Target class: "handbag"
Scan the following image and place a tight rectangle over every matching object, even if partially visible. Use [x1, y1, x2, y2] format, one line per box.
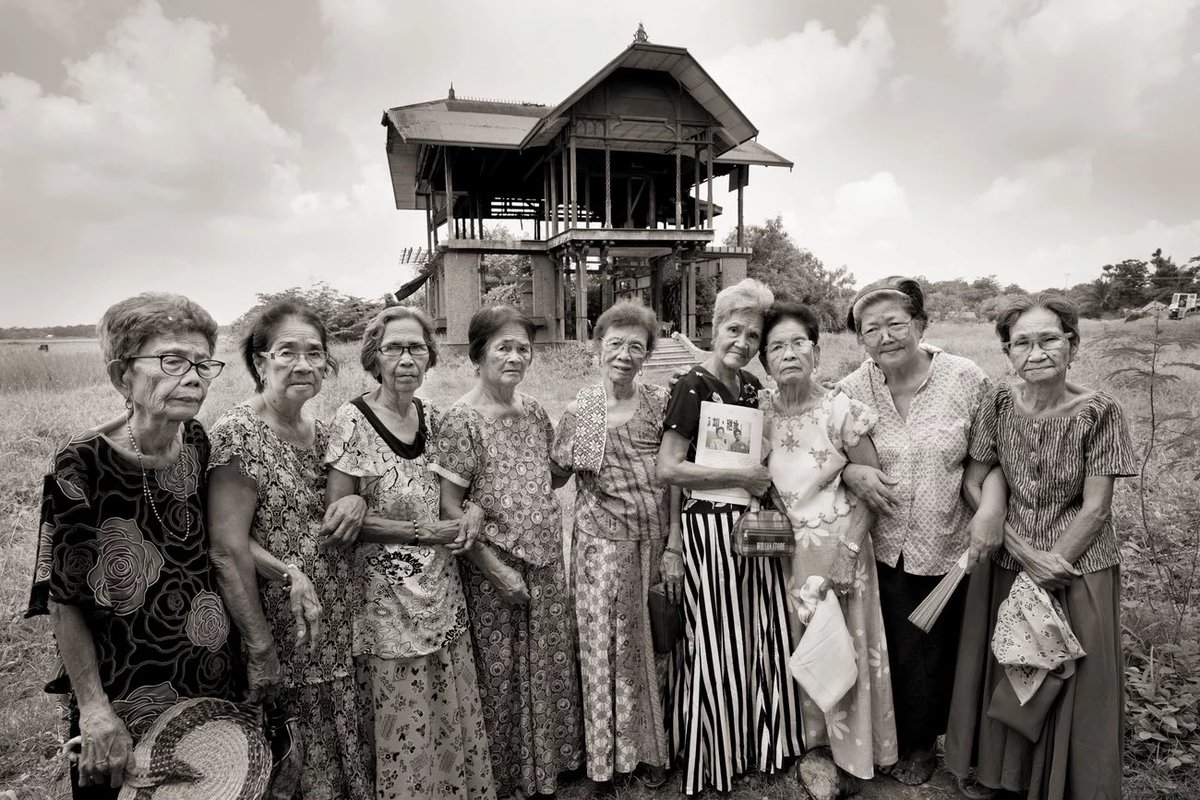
[263, 700, 303, 800]
[732, 487, 795, 558]
[986, 659, 1074, 742]
[648, 583, 683, 654]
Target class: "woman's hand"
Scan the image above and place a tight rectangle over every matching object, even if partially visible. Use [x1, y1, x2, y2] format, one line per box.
[321, 495, 366, 546]
[966, 508, 1005, 573]
[1022, 549, 1081, 590]
[77, 703, 133, 788]
[416, 520, 459, 546]
[285, 566, 324, 653]
[446, 502, 484, 554]
[842, 465, 901, 516]
[489, 561, 531, 606]
[826, 550, 857, 596]
[738, 465, 773, 497]
[246, 641, 282, 703]
[660, 545, 685, 604]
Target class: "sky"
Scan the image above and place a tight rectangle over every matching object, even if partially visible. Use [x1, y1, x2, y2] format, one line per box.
[1, 0, 1198, 326]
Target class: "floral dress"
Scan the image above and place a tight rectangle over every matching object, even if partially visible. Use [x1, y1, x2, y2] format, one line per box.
[209, 403, 371, 800]
[27, 420, 239, 798]
[326, 396, 494, 800]
[430, 394, 584, 797]
[761, 389, 897, 779]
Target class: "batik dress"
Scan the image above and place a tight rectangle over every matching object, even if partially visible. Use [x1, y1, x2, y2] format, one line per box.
[760, 389, 898, 779]
[209, 404, 371, 800]
[326, 396, 494, 800]
[551, 382, 671, 782]
[662, 366, 803, 796]
[27, 420, 239, 800]
[430, 394, 584, 797]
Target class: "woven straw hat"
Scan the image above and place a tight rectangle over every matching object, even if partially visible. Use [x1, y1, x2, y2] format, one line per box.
[118, 697, 271, 800]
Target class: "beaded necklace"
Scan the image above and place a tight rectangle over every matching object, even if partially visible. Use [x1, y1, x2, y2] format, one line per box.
[126, 419, 193, 539]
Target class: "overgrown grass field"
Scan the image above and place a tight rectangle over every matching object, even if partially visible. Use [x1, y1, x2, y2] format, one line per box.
[1, 319, 1197, 799]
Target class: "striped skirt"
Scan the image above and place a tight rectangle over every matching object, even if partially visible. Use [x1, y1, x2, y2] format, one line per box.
[667, 508, 803, 795]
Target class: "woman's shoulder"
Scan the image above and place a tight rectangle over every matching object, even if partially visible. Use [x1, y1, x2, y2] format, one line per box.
[210, 401, 258, 433]
[1078, 389, 1125, 420]
[51, 427, 106, 474]
[835, 361, 874, 394]
[935, 351, 989, 382]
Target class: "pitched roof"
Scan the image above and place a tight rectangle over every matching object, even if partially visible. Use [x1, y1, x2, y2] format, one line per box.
[714, 140, 793, 169]
[382, 98, 547, 149]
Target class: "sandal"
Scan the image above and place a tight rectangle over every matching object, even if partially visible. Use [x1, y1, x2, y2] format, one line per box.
[957, 774, 997, 799]
[891, 753, 936, 786]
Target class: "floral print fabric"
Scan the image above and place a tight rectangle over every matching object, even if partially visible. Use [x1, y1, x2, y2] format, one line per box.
[27, 420, 238, 739]
[325, 397, 467, 658]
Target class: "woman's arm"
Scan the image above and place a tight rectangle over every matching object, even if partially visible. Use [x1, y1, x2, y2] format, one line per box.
[438, 477, 529, 604]
[324, 468, 420, 546]
[841, 434, 901, 516]
[1052, 476, 1116, 564]
[656, 430, 771, 494]
[52, 602, 132, 789]
[660, 485, 685, 603]
[961, 458, 1007, 572]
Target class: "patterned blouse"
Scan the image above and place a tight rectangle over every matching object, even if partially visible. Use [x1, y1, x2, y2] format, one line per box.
[208, 404, 353, 687]
[325, 396, 468, 659]
[662, 365, 763, 514]
[969, 385, 1136, 574]
[27, 420, 238, 738]
[429, 394, 563, 567]
[551, 382, 671, 542]
[837, 347, 991, 576]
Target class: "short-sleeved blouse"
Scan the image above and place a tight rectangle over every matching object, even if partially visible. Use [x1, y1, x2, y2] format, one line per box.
[837, 347, 990, 575]
[662, 365, 763, 514]
[26, 420, 239, 738]
[208, 404, 353, 687]
[551, 382, 671, 541]
[325, 396, 468, 659]
[969, 385, 1136, 573]
[429, 394, 563, 567]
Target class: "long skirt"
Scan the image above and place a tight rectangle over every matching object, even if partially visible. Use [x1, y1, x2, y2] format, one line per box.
[357, 635, 496, 800]
[279, 675, 374, 800]
[875, 555, 967, 754]
[573, 530, 670, 781]
[461, 551, 585, 797]
[791, 535, 898, 779]
[667, 508, 803, 795]
[945, 563, 1123, 800]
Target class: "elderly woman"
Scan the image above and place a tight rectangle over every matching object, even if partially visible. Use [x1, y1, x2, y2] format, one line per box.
[945, 295, 1134, 800]
[322, 306, 494, 800]
[207, 299, 372, 800]
[757, 301, 897, 795]
[657, 279, 802, 795]
[837, 276, 991, 786]
[549, 301, 671, 795]
[430, 304, 584, 798]
[26, 294, 242, 798]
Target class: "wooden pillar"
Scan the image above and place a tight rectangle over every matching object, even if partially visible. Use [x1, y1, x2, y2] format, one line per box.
[549, 156, 558, 236]
[604, 146, 612, 228]
[706, 144, 714, 231]
[737, 175, 745, 246]
[693, 145, 701, 229]
[469, 200, 475, 239]
[676, 251, 688, 338]
[569, 138, 578, 228]
[575, 247, 588, 342]
[674, 148, 682, 230]
[424, 194, 433, 252]
[625, 176, 633, 228]
[554, 254, 566, 340]
[600, 245, 613, 308]
[584, 168, 591, 228]
[687, 256, 697, 338]
[649, 178, 657, 228]
[561, 147, 569, 232]
[444, 148, 455, 240]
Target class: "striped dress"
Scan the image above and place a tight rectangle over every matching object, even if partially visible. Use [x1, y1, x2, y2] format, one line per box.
[662, 367, 803, 795]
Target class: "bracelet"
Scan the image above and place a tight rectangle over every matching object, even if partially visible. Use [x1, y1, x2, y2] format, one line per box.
[664, 546, 683, 557]
[840, 539, 861, 555]
[282, 563, 299, 584]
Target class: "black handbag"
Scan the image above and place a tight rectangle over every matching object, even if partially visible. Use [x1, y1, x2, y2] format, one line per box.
[648, 583, 683, 654]
[986, 660, 1074, 742]
[732, 488, 795, 558]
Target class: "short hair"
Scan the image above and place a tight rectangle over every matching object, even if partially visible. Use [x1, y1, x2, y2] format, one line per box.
[99, 293, 218, 364]
[994, 293, 1081, 345]
[360, 306, 439, 382]
[846, 276, 928, 333]
[240, 298, 339, 392]
[713, 278, 775, 328]
[467, 305, 537, 365]
[593, 301, 659, 354]
[759, 301, 821, 368]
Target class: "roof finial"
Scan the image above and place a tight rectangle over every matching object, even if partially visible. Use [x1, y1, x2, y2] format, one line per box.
[447, 83, 456, 100]
[633, 22, 648, 43]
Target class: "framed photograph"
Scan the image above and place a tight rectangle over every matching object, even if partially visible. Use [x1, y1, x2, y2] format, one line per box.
[692, 401, 763, 505]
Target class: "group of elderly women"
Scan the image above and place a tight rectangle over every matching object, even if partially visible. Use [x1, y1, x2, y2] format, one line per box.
[29, 273, 1132, 800]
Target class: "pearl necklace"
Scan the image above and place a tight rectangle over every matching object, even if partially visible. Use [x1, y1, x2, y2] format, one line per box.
[126, 420, 193, 539]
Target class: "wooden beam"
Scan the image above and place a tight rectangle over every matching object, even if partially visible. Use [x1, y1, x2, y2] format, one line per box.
[444, 148, 455, 240]
[737, 180, 745, 246]
[625, 176, 633, 228]
[561, 146, 569, 232]
[604, 146, 612, 228]
[424, 193, 433, 252]
[674, 146, 682, 230]
[549, 155, 558, 236]
[706, 142, 714, 231]
[649, 178, 656, 228]
[693, 145, 701, 229]
[584, 168, 591, 229]
[569, 137, 578, 228]
[575, 247, 588, 342]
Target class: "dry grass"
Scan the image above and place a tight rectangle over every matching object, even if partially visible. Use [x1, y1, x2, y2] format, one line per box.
[1, 317, 1197, 799]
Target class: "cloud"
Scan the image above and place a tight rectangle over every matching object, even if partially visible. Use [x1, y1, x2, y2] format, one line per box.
[978, 150, 1094, 213]
[1023, 218, 1200, 288]
[821, 171, 911, 238]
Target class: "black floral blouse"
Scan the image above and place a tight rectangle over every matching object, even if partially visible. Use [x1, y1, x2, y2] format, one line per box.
[27, 420, 239, 738]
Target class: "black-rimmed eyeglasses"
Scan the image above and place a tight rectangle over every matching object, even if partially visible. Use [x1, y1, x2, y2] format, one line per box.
[120, 354, 225, 379]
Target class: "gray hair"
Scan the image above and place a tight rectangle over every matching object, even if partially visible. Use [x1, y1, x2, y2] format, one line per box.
[593, 301, 659, 354]
[713, 278, 775, 328]
[361, 305, 440, 381]
[99, 293, 218, 364]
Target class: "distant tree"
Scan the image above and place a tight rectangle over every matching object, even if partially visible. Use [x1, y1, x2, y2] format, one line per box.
[1100, 258, 1151, 310]
[724, 216, 855, 330]
[480, 225, 533, 311]
[232, 283, 385, 343]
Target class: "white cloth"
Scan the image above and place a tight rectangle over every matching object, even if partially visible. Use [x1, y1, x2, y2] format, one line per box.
[788, 576, 857, 713]
[991, 572, 1086, 705]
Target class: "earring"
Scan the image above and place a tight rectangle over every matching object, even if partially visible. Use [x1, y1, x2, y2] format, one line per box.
[124, 396, 133, 411]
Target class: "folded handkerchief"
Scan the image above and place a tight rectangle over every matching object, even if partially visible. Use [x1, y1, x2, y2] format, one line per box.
[991, 572, 1085, 705]
[788, 576, 857, 712]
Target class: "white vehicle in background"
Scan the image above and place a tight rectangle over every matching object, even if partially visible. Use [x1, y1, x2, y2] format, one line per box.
[1168, 293, 1198, 320]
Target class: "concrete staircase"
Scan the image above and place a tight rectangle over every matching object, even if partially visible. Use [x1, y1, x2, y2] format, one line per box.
[644, 334, 701, 372]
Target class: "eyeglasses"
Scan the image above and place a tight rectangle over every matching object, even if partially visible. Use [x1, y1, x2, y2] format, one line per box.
[122, 354, 225, 380]
[1004, 334, 1072, 356]
[765, 338, 815, 357]
[259, 349, 328, 367]
[601, 338, 647, 357]
[378, 343, 430, 358]
[860, 321, 912, 347]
